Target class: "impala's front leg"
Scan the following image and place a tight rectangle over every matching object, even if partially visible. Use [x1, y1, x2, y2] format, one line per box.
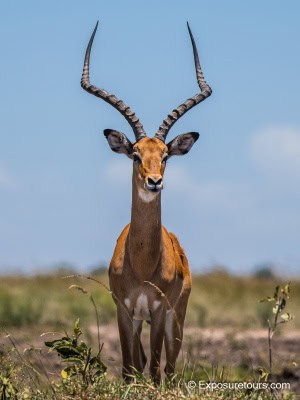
[164, 284, 191, 379]
[117, 304, 134, 382]
[149, 304, 166, 384]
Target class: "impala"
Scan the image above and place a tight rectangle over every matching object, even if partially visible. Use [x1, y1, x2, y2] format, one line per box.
[81, 21, 212, 383]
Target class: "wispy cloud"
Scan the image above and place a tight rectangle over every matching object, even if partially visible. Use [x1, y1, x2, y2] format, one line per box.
[165, 165, 255, 213]
[250, 125, 300, 178]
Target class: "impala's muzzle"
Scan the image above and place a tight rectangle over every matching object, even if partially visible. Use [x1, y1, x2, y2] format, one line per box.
[145, 175, 163, 192]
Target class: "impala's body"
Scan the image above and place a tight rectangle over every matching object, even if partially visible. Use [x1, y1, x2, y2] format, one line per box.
[108, 136, 192, 382]
[81, 21, 212, 383]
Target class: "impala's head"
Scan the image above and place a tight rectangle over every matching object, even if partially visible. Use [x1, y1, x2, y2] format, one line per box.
[81, 22, 212, 197]
[103, 130, 199, 193]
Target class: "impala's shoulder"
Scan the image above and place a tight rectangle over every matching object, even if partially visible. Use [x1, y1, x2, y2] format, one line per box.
[166, 230, 184, 257]
[109, 224, 130, 275]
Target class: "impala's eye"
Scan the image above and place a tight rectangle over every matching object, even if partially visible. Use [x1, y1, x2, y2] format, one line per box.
[162, 154, 168, 164]
[133, 153, 142, 164]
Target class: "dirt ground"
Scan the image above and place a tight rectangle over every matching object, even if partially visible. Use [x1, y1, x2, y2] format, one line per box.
[95, 325, 300, 392]
[2, 324, 300, 394]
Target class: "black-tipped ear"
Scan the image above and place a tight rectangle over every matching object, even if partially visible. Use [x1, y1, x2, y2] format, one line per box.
[167, 132, 199, 156]
[104, 129, 134, 158]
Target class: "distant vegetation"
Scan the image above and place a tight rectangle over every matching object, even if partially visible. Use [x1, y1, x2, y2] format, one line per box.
[0, 268, 299, 330]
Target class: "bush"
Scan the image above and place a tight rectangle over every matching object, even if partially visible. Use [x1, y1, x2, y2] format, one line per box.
[0, 292, 44, 327]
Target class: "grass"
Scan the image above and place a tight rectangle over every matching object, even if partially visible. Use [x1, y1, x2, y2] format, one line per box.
[0, 320, 296, 400]
[0, 269, 299, 398]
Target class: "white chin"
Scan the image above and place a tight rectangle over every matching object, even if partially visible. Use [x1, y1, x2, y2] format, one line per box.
[138, 188, 159, 203]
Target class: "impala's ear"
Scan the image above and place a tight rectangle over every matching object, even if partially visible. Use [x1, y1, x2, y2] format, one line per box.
[104, 129, 134, 158]
[167, 132, 199, 156]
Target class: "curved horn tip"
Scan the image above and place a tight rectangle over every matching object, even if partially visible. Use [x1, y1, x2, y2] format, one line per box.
[92, 20, 99, 35]
[186, 21, 195, 40]
[87, 21, 99, 41]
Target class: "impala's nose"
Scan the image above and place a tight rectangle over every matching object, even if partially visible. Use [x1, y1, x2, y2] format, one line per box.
[146, 175, 163, 192]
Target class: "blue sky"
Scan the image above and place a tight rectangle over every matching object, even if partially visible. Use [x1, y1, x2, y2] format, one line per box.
[0, 1, 300, 275]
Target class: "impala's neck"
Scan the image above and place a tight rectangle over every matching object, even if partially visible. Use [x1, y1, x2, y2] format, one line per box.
[128, 168, 162, 281]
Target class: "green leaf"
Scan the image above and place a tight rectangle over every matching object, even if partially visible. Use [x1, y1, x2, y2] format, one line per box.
[45, 341, 83, 359]
[45, 337, 70, 348]
[62, 356, 84, 364]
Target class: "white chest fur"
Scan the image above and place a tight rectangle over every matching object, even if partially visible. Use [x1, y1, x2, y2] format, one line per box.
[124, 293, 161, 321]
[134, 293, 150, 320]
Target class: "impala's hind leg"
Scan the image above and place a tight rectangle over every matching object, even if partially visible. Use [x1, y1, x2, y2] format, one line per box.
[133, 320, 147, 373]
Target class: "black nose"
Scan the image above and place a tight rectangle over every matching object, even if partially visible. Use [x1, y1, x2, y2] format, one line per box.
[148, 176, 162, 187]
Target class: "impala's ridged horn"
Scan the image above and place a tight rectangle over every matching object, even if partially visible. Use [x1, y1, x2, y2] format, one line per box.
[81, 22, 146, 142]
[155, 22, 212, 143]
